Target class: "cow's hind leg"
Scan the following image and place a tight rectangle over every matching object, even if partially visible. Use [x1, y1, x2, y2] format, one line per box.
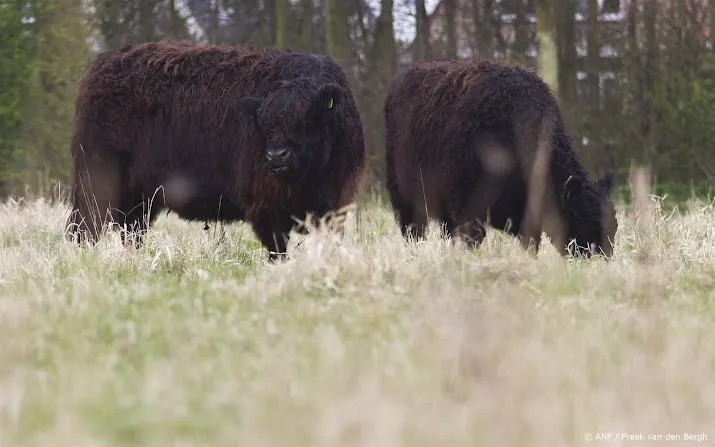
[398, 203, 427, 242]
[120, 191, 163, 249]
[66, 152, 123, 245]
[439, 216, 458, 242]
[387, 191, 427, 243]
[452, 215, 487, 250]
[447, 180, 504, 251]
[386, 159, 428, 242]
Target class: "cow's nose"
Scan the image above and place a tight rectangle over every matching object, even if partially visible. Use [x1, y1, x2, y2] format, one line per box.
[266, 147, 291, 166]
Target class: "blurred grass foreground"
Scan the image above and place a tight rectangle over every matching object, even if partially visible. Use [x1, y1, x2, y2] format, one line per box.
[0, 169, 714, 446]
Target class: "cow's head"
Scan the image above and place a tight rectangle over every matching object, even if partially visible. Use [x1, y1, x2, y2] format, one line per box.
[240, 78, 348, 182]
[562, 171, 618, 258]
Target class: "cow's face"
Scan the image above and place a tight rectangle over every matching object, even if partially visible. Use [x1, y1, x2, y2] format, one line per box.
[564, 171, 618, 258]
[240, 79, 347, 182]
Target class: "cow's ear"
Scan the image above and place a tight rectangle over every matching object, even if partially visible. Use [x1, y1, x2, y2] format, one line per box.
[240, 97, 262, 118]
[309, 83, 347, 118]
[595, 171, 615, 196]
[562, 174, 583, 202]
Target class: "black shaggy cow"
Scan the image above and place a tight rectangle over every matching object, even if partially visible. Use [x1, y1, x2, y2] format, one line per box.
[66, 41, 366, 261]
[384, 58, 618, 257]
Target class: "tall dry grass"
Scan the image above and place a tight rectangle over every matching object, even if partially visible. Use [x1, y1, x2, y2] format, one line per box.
[0, 177, 714, 446]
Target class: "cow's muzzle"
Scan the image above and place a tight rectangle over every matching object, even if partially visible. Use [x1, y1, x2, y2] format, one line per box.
[266, 146, 294, 173]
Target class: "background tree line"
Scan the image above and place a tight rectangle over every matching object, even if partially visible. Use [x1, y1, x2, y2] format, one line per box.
[1, 0, 714, 202]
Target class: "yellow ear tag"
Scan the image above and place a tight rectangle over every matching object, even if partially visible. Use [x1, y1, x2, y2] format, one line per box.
[327, 98, 334, 109]
[565, 175, 573, 199]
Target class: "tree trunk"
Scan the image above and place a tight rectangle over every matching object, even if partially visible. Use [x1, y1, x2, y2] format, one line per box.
[490, 0, 506, 55]
[299, 0, 314, 51]
[643, 0, 657, 164]
[372, 0, 396, 84]
[139, 0, 156, 42]
[587, 0, 600, 109]
[414, 0, 429, 60]
[364, 0, 396, 174]
[514, 0, 528, 62]
[623, 0, 642, 166]
[325, 0, 351, 71]
[472, 0, 493, 57]
[536, 0, 559, 100]
[169, 0, 180, 39]
[444, 0, 458, 58]
[99, 0, 126, 49]
[556, 0, 577, 105]
[262, 0, 275, 46]
[275, 0, 288, 48]
[209, 0, 220, 44]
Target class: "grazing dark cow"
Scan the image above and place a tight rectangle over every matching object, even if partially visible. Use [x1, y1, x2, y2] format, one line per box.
[66, 40, 366, 261]
[384, 58, 618, 257]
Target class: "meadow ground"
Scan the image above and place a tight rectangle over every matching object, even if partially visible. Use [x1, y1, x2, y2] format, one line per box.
[1, 185, 714, 447]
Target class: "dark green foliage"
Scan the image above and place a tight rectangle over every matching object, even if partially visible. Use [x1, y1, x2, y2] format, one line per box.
[613, 182, 715, 210]
[651, 73, 715, 184]
[0, 0, 37, 194]
[14, 0, 91, 193]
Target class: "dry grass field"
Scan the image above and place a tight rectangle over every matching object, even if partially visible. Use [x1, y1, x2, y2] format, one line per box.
[1, 180, 714, 446]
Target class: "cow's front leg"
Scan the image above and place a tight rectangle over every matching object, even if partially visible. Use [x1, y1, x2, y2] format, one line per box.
[252, 215, 294, 262]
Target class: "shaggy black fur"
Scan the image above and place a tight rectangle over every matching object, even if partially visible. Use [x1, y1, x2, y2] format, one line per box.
[66, 40, 366, 261]
[384, 58, 618, 257]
